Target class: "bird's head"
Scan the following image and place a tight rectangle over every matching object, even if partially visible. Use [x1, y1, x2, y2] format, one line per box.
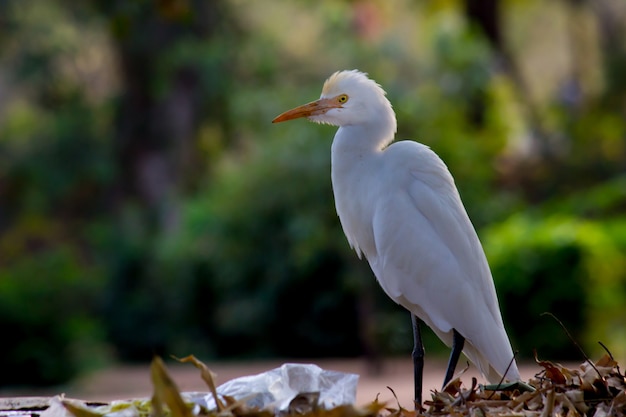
[273, 70, 396, 132]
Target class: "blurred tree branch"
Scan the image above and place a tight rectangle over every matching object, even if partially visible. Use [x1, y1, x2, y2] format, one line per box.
[464, 0, 549, 152]
[89, 0, 236, 233]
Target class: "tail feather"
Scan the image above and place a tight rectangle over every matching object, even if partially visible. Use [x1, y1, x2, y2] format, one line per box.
[462, 342, 521, 384]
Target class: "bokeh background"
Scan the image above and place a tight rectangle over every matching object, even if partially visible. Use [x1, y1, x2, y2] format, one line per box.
[1, 0, 625, 388]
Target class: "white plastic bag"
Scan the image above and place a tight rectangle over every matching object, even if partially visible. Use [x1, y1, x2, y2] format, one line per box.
[194, 363, 359, 412]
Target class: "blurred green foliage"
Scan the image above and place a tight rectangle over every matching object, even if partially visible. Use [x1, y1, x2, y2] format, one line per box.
[486, 214, 626, 359]
[1, 0, 625, 387]
[0, 217, 108, 386]
[168, 137, 361, 358]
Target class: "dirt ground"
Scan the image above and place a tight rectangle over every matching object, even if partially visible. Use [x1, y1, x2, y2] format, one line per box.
[1, 357, 543, 408]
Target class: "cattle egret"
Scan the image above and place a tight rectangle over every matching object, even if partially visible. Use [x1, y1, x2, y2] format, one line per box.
[273, 70, 520, 407]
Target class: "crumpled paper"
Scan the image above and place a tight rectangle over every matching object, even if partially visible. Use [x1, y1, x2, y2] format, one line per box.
[192, 363, 359, 412]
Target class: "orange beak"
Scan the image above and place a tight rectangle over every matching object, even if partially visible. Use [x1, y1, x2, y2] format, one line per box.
[272, 98, 341, 123]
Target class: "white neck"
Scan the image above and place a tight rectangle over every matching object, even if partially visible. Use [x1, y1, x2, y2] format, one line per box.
[329, 89, 398, 230]
[329, 119, 395, 259]
[330, 124, 389, 198]
[332, 106, 396, 153]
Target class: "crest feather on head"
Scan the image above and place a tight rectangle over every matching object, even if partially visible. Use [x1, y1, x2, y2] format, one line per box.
[321, 70, 387, 99]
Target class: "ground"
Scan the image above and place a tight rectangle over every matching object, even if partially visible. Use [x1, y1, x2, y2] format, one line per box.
[0, 357, 544, 408]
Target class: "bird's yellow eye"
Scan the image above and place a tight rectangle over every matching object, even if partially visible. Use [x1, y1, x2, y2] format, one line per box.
[337, 94, 349, 104]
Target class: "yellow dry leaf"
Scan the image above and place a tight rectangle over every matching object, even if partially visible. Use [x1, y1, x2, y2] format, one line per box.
[174, 354, 225, 412]
[362, 398, 387, 416]
[595, 354, 617, 369]
[62, 400, 103, 417]
[150, 356, 193, 417]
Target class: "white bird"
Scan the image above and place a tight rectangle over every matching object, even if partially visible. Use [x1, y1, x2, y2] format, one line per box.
[272, 70, 520, 407]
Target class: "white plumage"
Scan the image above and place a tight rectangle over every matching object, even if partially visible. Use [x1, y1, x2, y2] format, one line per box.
[273, 70, 520, 401]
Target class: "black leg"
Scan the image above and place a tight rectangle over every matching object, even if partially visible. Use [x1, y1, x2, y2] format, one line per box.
[442, 329, 465, 388]
[411, 314, 424, 409]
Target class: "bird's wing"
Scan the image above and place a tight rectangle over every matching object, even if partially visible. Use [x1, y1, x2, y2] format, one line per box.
[366, 142, 518, 381]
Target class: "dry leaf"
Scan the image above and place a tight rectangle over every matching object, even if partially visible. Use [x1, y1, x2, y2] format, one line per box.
[61, 401, 102, 417]
[150, 357, 193, 417]
[174, 355, 225, 412]
[29, 351, 626, 417]
[533, 350, 566, 385]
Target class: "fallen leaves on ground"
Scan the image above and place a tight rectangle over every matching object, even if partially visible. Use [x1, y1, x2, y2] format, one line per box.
[390, 353, 625, 417]
[2, 354, 625, 417]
